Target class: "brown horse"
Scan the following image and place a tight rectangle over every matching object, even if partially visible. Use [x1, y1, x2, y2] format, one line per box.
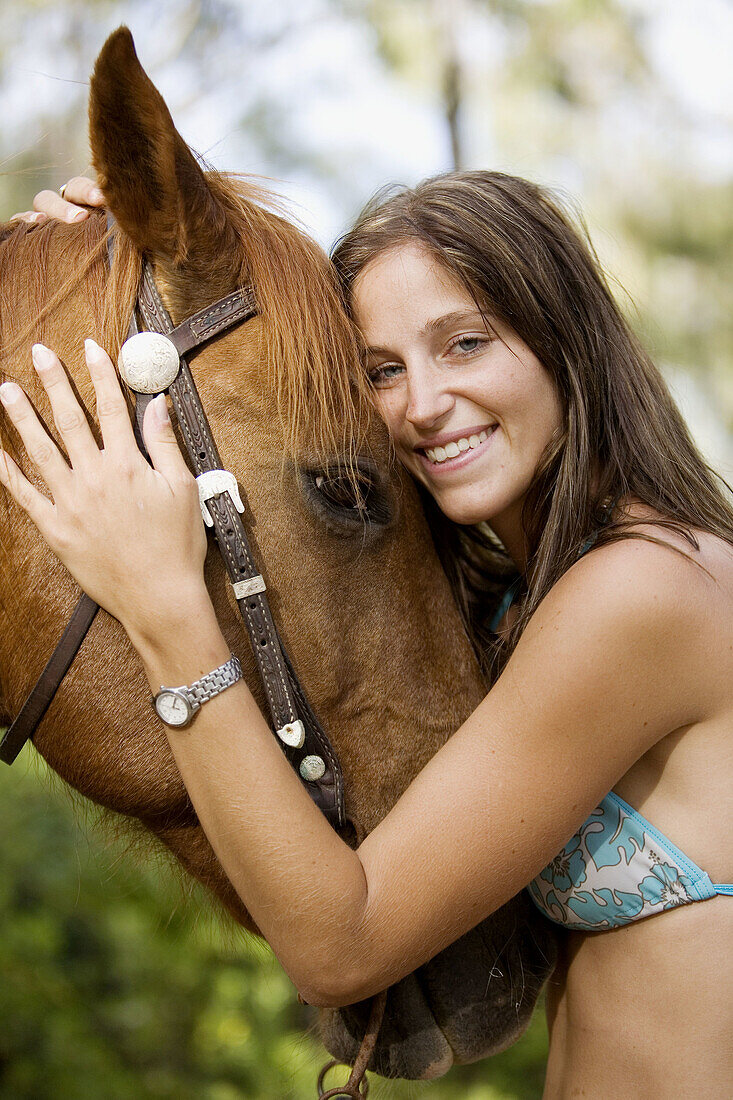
[0, 28, 555, 1083]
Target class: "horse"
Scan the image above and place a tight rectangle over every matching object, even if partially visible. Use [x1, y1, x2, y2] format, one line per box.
[0, 27, 555, 1084]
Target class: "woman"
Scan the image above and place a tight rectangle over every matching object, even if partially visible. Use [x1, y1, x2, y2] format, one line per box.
[6, 172, 733, 1096]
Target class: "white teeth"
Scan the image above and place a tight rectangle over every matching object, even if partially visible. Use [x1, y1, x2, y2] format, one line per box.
[424, 428, 495, 465]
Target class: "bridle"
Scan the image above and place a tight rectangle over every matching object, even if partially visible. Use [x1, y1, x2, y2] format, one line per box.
[2, 213, 390, 1094]
[1, 218, 345, 825]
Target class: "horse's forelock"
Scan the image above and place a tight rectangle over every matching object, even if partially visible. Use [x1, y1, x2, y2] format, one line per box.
[206, 173, 375, 476]
[0, 212, 141, 374]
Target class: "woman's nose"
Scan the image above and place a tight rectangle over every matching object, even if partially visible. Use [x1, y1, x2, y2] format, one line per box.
[404, 372, 454, 429]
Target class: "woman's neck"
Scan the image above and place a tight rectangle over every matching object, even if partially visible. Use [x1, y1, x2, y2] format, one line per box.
[485, 497, 529, 573]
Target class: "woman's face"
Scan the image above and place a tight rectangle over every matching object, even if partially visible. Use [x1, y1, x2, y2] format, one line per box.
[352, 241, 563, 555]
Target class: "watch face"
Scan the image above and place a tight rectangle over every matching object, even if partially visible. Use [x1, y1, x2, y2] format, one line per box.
[155, 689, 193, 727]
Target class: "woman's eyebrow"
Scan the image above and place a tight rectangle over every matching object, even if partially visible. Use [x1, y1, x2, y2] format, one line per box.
[422, 310, 491, 335]
[363, 311, 493, 357]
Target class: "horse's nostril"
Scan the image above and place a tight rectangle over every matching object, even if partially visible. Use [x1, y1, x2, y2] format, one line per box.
[338, 818, 360, 849]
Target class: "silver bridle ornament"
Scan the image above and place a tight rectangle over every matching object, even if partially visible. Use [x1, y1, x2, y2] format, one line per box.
[118, 331, 181, 393]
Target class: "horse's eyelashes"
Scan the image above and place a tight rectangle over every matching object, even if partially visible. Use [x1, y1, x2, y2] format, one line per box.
[302, 462, 393, 532]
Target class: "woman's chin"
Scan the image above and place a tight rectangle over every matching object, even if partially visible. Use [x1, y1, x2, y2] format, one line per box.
[431, 491, 503, 527]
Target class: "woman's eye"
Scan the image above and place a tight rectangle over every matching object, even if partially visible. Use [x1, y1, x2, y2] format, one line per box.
[367, 362, 404, 387]
[450, 336, 485, 355]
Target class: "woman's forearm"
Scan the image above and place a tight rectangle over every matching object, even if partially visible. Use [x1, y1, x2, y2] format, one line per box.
[126, 595, 371, 1007]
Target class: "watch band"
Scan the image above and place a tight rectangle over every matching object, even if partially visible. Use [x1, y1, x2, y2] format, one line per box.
[185, 653, 243, 708]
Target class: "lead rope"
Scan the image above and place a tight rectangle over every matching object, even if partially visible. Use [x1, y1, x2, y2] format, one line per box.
[316, 990, 388, 1099]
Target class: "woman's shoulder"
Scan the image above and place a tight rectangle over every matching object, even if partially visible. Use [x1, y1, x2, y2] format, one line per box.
[533, 501, 733, 715]
[570, 500, 733, 607]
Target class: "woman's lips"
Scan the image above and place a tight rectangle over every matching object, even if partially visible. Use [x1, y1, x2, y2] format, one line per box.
[414, 425, 498, 475]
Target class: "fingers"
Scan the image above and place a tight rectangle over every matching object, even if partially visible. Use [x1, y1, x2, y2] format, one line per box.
[0, 380, 69, 495]
[61, 176, 105, 207]
[84, 340, 136, 455]
[143, 396, 195, 489]
[0, 440, 57, 533]
[30, 344, 98, 466]
[33, 189, 90, 223]
[9, 210, 49, 226]
[33, 176, 104, 224]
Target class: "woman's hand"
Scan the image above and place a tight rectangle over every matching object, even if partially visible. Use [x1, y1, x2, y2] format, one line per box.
[0, 341, 209, 640]
[11, 176, 104, 226]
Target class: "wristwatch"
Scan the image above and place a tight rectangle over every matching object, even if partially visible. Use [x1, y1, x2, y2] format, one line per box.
[153, 654, 243, 728]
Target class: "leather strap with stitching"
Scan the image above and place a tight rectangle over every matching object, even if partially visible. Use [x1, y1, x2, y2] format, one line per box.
[0, 595, 99, 764]
[133, 263, 343, 824]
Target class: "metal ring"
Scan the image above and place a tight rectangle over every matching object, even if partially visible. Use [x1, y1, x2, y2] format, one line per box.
[317, 1060, 369, 1099]
[59, 182, 69, 199]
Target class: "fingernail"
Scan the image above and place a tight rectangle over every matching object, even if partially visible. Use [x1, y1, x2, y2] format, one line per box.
[84, 338, 104, 364]
[0, 382, 21, 406]
[31, 344, 55, 372]
[154, 394, 170, 426]
[90, 188, 104, 204]
[72, 209, 88, 222]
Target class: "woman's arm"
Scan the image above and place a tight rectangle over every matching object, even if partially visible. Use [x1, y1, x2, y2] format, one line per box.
[0, 344, 709, 1007]
[131, 538, 703, 1007]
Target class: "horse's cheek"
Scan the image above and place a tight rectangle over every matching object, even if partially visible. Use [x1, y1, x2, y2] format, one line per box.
[32, 615, 191, 820]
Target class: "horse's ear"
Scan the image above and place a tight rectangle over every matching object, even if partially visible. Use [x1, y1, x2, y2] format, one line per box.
[89, 27, 240, 310]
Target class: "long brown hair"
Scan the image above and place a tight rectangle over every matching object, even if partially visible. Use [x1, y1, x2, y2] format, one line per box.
[332, 171, 733, 676]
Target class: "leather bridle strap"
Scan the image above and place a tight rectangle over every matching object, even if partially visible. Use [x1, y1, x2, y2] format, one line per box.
[0, 594, 99, 764]
[132, 258, 344, 826]
[317, 989, 388, 1098]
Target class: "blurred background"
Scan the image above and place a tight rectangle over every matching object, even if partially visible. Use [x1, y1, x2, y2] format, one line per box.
[1, 1, 731, 1097]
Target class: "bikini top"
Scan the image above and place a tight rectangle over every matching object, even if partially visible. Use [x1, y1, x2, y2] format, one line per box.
[490, 534, 732, 931]
[528, 791, 732, 930]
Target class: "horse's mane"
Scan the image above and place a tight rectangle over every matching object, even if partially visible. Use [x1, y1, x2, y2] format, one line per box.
[0, 174, 372, 468]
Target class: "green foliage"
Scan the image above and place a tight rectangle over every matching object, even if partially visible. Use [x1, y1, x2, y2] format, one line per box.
[0, 752, 547, 1098]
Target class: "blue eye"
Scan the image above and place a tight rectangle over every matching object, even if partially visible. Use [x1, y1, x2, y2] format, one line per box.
[453, 337, 482, 354]
[367, 362, 404, 386]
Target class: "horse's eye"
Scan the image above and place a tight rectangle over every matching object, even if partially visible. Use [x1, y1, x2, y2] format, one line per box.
[302, 462, 393, 530]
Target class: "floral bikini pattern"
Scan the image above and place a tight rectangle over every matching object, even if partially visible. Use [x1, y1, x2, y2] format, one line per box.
[527, 791, 725, 930]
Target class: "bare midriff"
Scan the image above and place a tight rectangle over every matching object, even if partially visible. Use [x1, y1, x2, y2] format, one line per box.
[543, 896, 733, 1098]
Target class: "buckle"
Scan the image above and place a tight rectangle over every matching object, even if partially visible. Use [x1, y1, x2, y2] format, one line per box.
[196, 469, 245, 527]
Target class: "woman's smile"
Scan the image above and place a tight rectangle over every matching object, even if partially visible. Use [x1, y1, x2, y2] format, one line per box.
[416, 423, 498, 473]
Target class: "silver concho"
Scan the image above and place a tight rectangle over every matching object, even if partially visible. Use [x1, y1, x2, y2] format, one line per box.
[118, 332, 180, 394]
[299, 755, 326, 782]
[276, 720, 306, 749]
[196, 469, 245, 528]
